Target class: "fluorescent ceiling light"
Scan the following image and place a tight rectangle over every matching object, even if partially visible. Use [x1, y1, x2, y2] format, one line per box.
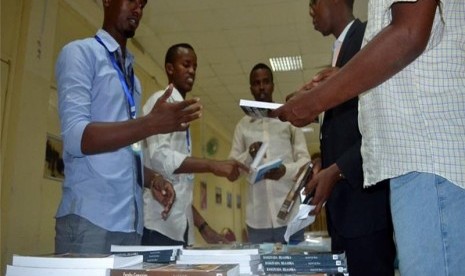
[269, 56, 303, 72]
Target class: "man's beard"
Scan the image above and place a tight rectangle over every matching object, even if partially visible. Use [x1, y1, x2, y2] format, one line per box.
[124, 30, 136, 38]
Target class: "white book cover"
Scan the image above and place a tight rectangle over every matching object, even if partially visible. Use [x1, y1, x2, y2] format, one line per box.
[6, 265, 109, 276]
[181, 244, 260, 256]
[12, 253, 142, 269]
[239, 99, 282, 118]
[178, 253, 260, 261]
[248, 142, 283, 184]
[249, 142, 268, 170]
[111, 244, 183, 252]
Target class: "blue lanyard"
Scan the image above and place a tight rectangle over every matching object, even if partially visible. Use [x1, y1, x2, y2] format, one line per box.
[94, 35, 136, 119]
[186, 128, 191, 154]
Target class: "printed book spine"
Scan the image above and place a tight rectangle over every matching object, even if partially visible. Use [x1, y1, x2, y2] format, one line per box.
[261, 258, 347, 267]
[263, 265, 347, 274]
[260, 252, 345, 262]
[114, 249, 178, 263]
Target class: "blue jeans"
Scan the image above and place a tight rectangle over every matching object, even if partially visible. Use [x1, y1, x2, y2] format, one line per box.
[390, 172, 465, 276]
[55, 214, 141, 254]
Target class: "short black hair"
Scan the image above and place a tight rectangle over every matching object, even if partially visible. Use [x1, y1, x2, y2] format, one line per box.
[165, 43, 195, 65]
[249, 63, 274, 84]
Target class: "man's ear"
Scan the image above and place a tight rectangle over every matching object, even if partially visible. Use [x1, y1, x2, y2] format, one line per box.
[102, 0, 111, 8]
[166, 63, 174, 76]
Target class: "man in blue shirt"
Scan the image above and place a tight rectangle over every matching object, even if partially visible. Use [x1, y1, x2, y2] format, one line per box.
[55, 0, 202, 254]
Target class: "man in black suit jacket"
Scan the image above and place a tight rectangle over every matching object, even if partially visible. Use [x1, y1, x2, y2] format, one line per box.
[306, 0, 396, 275]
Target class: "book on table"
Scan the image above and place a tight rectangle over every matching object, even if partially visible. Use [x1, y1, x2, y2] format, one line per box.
[110, 244, 181, 263]
[110, 262, 240, 276]
[261, 257, 347, 267]
[239, 99, 282, 118]
[7, 253, 143, 276]
[260, 249, 348, 276]
[260, 250, 346, 262]
[180, 244, 261, 275]
[110, 244, 183, 252]
[262, 265, 348, 274]
[6, 265, 110, 276]
[248, 142, 283, 184]
[11, 253, 143, 269]
[181, 243, 260, 255]
[177, 254, 260, 275]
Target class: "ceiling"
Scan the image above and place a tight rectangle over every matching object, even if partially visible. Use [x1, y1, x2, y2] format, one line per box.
[68, 0, 368, 151]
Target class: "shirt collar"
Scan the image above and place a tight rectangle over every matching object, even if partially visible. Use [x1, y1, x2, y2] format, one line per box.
[96, 29, 135, 63]
[336, 20, 355, 44]
[164, 85, 184, 101]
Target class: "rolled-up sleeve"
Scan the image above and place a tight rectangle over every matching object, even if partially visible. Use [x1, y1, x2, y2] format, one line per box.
[56, 43, 92, 157]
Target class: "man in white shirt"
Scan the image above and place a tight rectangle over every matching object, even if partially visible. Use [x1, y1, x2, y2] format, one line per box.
[142, 43, 248, 246]
[229, 63, 311, 244]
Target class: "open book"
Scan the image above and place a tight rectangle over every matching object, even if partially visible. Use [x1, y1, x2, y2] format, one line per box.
[239, 99, 282, 118]
[248, 142, 283, 184]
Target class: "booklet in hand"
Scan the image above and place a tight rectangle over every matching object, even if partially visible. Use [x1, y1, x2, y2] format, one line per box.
[277, 162, 314, 221]
[239, 99, 282, 118]
[248, 142, 283, 184]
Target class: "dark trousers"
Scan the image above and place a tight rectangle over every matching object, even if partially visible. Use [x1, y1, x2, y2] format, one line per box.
[141, 226, 189, 247]
[331, 227, 396, 276]
[247, 225, 305, 244]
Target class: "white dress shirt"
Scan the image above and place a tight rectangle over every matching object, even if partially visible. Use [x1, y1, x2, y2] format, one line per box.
[142, 87, 195, 243]
[229, 116, 311, 229]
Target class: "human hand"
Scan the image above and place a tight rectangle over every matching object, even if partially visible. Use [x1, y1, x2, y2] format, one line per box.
[146, 84, 202, 134]
[200, 225, 230, 244]
[272, 68, 340, 126]
[270, 86, 322, 127]
[304, 163, 341, 216]
[264, 164, 286, 180]
[212, 160, 249, 182]
[248, 141, 263, 159]
[285, 67, 338, 102]
[309, 67, 339, 88]
[149, 173, 176, 220]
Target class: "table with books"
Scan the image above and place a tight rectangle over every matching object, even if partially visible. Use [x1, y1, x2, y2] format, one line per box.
[7, 239, 348, 276]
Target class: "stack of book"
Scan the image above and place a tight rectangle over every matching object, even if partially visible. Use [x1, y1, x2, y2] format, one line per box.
[109, 262, 240, 276]
[177, 243, 261, 275]
[6, 253, 143, 276]
[110, 244, 182, 263]
[260, 250, 348, 276]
